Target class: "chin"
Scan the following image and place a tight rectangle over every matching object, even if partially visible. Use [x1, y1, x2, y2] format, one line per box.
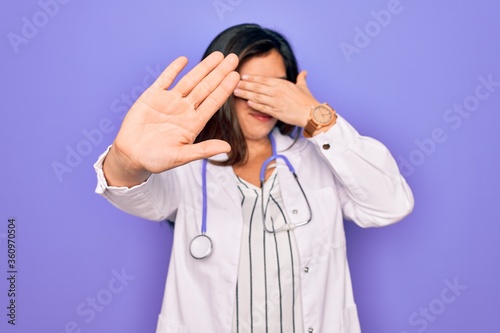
[244, 127, 276, 141]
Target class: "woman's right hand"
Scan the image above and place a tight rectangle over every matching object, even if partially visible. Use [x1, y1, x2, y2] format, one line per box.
[103, 52, 240, 187]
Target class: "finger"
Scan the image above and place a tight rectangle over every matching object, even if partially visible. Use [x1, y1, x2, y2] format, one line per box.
[196, 71, 240, 121]
[233, 87, 274, 106]
[235, 80, 274, 97]
[172, 51, 225, 97]
[177, 139, 231, 165]
[240, 74, 279, 85]
[246, 100, 275, 116]
[152, 56, 189, 90]
[296, 70, 308, 86]
[186, 53, 239, 108]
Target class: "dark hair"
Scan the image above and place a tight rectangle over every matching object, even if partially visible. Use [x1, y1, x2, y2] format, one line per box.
[195, 23, 300, 166]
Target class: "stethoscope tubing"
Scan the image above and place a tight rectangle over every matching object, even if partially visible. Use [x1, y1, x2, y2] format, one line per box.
[191, 133, 312, 259]
[201, 158, 208, 234]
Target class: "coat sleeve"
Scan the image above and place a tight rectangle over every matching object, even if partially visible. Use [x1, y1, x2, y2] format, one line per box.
[93, 146, 181, 222]
[309, 115, 414, 227]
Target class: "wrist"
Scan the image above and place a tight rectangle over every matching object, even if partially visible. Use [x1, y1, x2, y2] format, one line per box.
[103, 145, 151, 187]
[303, 103, 337, 138]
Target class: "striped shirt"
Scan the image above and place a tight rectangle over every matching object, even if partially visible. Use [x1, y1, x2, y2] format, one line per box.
[232, 168, 304, 333]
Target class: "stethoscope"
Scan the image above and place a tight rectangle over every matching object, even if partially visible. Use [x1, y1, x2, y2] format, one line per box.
[189, 133, 312, 260]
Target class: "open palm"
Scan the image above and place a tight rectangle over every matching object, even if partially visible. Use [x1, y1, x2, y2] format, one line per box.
[104, 52, 239, 186]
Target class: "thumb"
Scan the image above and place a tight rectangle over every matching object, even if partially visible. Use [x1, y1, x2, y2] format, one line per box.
[178, 139, 231, 165]
[296, 70, 308, 86]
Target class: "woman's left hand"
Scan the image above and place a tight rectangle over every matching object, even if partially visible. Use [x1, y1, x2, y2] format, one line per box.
[233, 70, 319, 127]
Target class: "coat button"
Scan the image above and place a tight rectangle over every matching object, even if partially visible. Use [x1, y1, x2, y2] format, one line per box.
[304, 267, 309, 273]
[322, 143, 330, 150]
[308, 328, 314, 333]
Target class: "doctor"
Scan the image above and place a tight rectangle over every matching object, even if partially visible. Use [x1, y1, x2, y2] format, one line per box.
[95, 24, 414, 333]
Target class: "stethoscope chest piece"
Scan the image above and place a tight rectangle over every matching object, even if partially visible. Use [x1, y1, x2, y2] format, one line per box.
[189, 234, 213, 259]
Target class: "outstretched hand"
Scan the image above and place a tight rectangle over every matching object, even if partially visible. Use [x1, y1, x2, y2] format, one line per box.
[233, 71, 319, 127]
[103, 52, 240, 187]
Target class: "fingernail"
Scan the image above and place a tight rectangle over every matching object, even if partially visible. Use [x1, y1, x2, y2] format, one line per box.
[241, 74, 249, 80]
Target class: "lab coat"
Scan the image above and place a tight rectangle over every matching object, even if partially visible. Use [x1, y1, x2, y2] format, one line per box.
[94, 115, 414, 333]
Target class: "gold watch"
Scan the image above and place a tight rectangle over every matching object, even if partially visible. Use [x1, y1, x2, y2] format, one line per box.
[303, 103, 336, 138]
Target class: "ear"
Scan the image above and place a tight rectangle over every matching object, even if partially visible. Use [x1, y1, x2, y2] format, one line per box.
[296, 70, 308, 85]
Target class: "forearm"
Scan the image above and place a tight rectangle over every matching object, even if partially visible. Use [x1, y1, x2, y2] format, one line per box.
[312, 115, 414, 226]
[94, 147, 179, 222]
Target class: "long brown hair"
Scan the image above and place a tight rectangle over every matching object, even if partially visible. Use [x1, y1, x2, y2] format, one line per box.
[195, 23, 300, 166]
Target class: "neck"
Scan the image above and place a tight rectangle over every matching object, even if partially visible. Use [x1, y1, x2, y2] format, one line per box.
[232, 135, 274, 187]
[246, 136, 273, 162]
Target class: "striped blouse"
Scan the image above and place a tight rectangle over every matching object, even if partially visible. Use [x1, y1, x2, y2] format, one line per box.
[232, 168, 304, 333]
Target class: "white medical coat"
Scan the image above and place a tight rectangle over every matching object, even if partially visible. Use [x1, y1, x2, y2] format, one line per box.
[94, 115, 414, 333]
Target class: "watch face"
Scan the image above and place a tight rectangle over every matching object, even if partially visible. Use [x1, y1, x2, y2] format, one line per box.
[312, 105, 334, 125]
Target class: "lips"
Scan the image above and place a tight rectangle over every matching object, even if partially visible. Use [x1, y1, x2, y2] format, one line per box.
[250, 112, 273, 121]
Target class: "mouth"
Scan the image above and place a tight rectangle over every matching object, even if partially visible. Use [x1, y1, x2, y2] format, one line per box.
[250, 111, 274, 121]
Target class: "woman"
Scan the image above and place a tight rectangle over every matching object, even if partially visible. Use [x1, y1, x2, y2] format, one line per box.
[94, 24, 414, 333]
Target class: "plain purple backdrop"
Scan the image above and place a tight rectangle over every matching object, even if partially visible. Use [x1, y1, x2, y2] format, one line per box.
[1, 0, 499, 332]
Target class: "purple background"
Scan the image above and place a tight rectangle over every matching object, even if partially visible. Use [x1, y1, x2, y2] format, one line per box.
[1, 0, 499, 332]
